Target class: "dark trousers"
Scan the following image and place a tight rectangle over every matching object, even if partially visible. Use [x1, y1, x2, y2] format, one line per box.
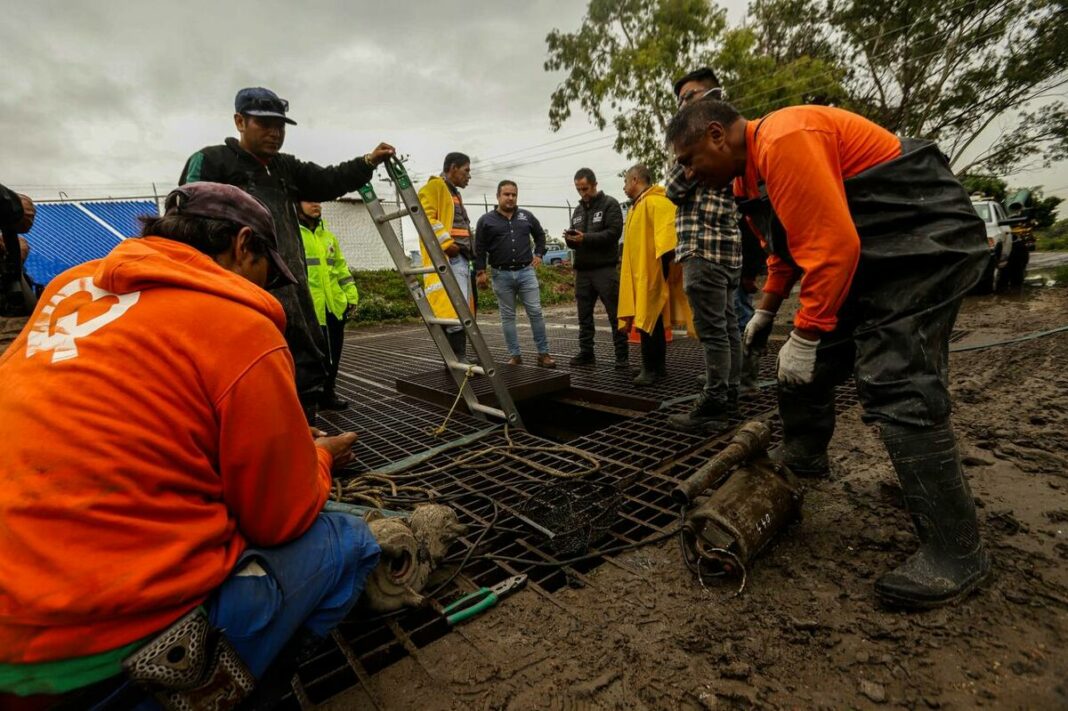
[575, 265, 629, 361]
[322, 312, 345, 399]
[639, 316, 667, 374]
[682, 258, 741, 404]
[778, 292, 962, 460]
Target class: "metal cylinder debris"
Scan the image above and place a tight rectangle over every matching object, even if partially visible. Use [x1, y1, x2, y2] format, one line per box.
[671, 420, 772, 505]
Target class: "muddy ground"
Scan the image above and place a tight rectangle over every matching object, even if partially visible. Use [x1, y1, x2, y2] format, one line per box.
[327, 286, 1068, 710]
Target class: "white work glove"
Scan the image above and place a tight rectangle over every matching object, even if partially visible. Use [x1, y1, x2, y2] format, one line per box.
[777, 331, 820, 385]
[743, 309, 775, 354]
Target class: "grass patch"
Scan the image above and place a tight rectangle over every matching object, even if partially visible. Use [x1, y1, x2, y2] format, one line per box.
[350, 264, 576, 326]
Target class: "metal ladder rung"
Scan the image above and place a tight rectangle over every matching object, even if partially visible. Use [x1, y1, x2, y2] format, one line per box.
[470, 402, 508, 420]
[402, 265, 439, 276]
[427, 317, 464, 327]
[446, 362, 491, 376]
[375, 207, 412, 223]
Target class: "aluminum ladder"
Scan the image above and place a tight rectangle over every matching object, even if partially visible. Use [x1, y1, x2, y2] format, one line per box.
[357, 157, 524, 428]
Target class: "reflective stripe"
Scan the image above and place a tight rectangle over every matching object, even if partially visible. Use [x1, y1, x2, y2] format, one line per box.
[425, 282, 444, 294]
[338, 276, 354, 285]
[306, 257, 321, 266]
[326, 258, 336, 266]
[449, 228, 471, 237]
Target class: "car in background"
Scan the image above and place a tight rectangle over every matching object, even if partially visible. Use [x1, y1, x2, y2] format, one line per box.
[970, 196, 1016, 294]
[543, 238, 572, 265]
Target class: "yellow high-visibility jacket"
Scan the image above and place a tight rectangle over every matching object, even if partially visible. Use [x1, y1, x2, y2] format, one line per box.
[418, 175, 474, 320]
[618, 185, 693, 334]
[300, 218, 359, 325]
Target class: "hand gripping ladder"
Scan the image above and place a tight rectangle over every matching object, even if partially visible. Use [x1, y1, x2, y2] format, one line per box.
[358, 157, 524, 428]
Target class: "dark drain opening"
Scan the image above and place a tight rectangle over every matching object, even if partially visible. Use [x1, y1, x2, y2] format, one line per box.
[516, 394, 637, 442]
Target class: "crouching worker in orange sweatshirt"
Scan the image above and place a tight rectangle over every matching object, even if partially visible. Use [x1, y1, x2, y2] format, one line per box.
[0, 183, 380, 709]
[667, 102, 990, 610]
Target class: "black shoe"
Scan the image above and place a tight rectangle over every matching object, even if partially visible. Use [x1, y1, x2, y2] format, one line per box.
[569, 351, 596, 366]
[769, 442, 829, 477]
[874, 423, 991, 609]
[633, 368, 662, 387]
[727, 385, 739, 414]
[318, 395, 349, 411]
[667, 392, 730, 433]
[695, 373, 707, 386]
[614, 358, 630, 371]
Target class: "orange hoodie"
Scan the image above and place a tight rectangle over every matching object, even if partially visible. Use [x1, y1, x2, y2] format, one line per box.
[0, 237, 334, 663]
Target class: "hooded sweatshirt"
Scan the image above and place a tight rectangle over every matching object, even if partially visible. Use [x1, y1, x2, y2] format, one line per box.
[0, 237, 335, 665]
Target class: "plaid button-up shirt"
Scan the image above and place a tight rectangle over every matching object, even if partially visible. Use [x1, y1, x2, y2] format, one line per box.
[665, 163, 742, 269]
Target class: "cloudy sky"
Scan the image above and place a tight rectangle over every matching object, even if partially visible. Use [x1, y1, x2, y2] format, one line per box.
[2, 0, 1064, 236]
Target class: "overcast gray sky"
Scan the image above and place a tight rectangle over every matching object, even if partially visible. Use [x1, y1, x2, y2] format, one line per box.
[2, 0, 1064, 235]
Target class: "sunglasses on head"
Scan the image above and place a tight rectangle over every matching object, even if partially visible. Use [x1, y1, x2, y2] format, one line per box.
[678, 86, 724, 107]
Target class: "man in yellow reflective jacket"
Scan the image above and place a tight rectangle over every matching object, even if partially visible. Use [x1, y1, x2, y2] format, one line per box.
[299, 201, 359, 411]
[418, 152, 475, 362]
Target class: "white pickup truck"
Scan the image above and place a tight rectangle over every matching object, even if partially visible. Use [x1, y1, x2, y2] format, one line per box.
[970, 196, 1015, 293]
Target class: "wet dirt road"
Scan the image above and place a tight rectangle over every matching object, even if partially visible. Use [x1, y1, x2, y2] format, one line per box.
[327, 286, 1068, 710]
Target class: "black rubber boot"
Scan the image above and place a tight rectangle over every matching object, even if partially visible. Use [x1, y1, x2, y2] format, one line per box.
[633, 368, 661, 386]
[875, 422, 991, 609]
[774, 378, 837, 477]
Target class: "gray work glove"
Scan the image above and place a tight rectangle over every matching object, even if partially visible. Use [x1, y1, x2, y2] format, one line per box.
[743, 309, 775, 355]
[777, 331, 820, 385]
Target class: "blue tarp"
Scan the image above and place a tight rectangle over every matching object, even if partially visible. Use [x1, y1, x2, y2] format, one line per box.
[23, 200, 157, 286]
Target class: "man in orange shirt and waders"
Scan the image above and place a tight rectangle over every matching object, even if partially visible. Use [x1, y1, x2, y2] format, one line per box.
[666, 101, 990, 609]
[0, 183, 380, 708]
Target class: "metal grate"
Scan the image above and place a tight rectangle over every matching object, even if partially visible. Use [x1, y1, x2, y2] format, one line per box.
[395, 364, 571, 410]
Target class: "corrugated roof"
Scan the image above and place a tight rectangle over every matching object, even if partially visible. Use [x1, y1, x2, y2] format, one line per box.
[23, 200, 157, 286]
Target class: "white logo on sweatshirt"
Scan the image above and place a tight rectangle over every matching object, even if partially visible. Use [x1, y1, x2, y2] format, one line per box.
[26, 277, 141, 363]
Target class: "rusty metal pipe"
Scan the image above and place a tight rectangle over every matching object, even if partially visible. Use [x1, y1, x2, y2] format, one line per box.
[671, 421, 771, 505]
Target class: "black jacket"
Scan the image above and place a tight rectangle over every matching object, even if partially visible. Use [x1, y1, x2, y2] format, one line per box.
[179, 138, 374, 407]
[569, 191, 623, 271]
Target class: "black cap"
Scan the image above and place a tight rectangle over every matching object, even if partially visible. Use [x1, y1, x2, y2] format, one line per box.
[164, 182, 298, 287]
[673, 67, 720, 98]
[235, 87, 297, 126]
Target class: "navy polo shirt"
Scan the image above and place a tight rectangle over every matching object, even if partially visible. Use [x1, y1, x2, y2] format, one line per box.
[474, 208, 546, 271]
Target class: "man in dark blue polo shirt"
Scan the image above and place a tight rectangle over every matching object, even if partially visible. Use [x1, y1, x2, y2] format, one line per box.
[475, 181, 556, 368]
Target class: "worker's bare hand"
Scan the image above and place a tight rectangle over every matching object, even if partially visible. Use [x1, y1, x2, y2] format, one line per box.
[618, 316, 634, 333]
[18, 236, 30, 261]
[16, 194, 35, 233]
[367, 143, 396, 166]
[532, 255, 543, 268]
[444, 242, 461, 257]
[476, 271, 489, 289]
[316, 431, 358, 469]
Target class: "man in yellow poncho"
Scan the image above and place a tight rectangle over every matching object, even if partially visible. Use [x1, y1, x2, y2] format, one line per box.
[418, 152, 476, 363]
[617, 164, 692, 386]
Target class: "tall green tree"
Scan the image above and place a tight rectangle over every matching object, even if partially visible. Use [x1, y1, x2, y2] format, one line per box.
[544, 0, 840, 176]
[746, 0, 1068, 175]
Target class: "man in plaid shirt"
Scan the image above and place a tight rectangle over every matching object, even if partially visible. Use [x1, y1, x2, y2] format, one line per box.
[665, 67, 744, 433]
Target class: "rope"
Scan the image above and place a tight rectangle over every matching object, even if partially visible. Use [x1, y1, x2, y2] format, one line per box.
[430, 365, 476, 436]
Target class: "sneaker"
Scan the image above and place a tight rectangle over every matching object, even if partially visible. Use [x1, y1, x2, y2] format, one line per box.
[507, 355, 523, 366]
[667, 392, 731, 433]
[569, 351, 596, 366]
[536, 353, 556, 369]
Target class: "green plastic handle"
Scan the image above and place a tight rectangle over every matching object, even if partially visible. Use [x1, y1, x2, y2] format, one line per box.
[444, 590, 498, 625]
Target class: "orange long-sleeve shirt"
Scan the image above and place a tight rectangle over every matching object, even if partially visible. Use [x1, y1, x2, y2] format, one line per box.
[734, 106, 901, 332]
[0, 237, 334, 663]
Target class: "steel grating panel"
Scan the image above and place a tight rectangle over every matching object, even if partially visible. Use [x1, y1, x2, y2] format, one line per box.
[283, 321, 874, 705]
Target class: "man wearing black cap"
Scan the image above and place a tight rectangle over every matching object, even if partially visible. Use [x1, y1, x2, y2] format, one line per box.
[0, 182, 380, 707]
[180, 87, 395, 416]
[663, 68, 745, 434]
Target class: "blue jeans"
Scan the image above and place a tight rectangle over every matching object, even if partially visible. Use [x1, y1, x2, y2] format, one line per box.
[208, 512, 380, 677]
[735, 284, 754, 336]
[491, 266, 550, 356]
